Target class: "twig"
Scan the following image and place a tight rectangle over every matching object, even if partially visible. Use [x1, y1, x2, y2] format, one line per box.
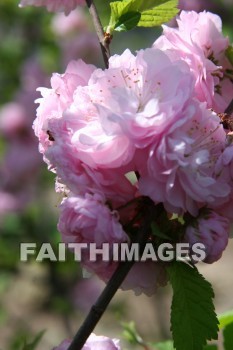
[85, 0, 110, 68]
[67, 259, 134, 350]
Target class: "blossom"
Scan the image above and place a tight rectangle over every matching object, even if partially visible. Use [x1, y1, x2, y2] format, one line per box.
[58, 193, 167, 295]
[139, 102, 231, 216]
[34, 48, 194, 204]
[34, 30, 233, 296]
[185, 210, 230, 263]
[34, 58, 136, 206]
[153, 11, 233, 112]
[58, 193, 124, 285]
[83, 48, 194, 149]
[53, 333, 121, 350]
[44, 122, 136, 204]
[34, 59, 96, 154]
[58, 193, 128, 246]
[19, 0, 85, 15]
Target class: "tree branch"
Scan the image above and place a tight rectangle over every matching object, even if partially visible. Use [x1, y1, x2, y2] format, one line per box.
[67, 259, 134, 350]
[85, 0, 110, 68]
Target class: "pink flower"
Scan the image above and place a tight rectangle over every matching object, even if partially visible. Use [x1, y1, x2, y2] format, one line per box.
[44, 119, 136, 205]
[53, 333, 121, 350]
[84, 48, 194, 148]
[58, 193, 167, 295]
[153, 11, 233, 112]
[35, 48, 195, 205]
[19, 0, 85, 15]
[139, 102, 231, 216]
[58, 193, 128, 282]
[36, 48, 194, 163]
[34, 59, 96, 154]
[58, 193, 128, 246]
[185, 210, 230, 263]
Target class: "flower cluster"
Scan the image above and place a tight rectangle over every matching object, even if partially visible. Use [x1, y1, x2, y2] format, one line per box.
[34, 11, 233, 295]
[153, 11, 233, 112]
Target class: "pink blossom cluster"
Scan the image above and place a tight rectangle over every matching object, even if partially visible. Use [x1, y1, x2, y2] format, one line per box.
[53, 333, 121, 350]
[154, 11, 233, 112]
[34, 11, 233, 295]
[19, 0, 85, 15]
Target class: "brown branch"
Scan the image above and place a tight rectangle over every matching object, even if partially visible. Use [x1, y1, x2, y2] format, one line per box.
[85, 0, 110, 68]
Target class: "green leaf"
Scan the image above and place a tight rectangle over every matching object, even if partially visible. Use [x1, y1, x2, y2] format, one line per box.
[218, 310, 233, 330]
[114, 11, 141, 31]
[223, 322, 233, 350]
[167, 262, 219, 350]
[108, 1, 130, 31]
[107, 0, 178, 33]
[226, 45, 233, 66]
[138, 0, 179, 27]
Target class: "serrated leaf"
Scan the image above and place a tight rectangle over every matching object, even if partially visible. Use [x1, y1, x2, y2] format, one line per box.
[114, 11, 141, 31]
[108, 0, 178, 33]
[138, 0, 179, 27]
[218, 310, 233, 330]
[167, 262, 219, 350]
[223, 322, 233, 350]
[226, 46, 233, 66]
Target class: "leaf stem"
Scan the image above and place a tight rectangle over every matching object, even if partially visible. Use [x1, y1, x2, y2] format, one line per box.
[85, 0, 110, 68]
